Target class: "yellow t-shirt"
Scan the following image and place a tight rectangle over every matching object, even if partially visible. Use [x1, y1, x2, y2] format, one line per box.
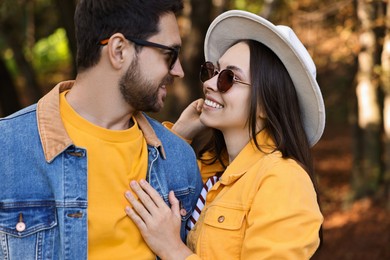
[60, 92, 154, 260]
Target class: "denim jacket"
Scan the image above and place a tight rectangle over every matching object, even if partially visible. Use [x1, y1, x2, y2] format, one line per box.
[0, 81, 202, 260]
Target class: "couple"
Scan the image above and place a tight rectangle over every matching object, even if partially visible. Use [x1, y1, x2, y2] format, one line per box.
[0, 0, 325, 259]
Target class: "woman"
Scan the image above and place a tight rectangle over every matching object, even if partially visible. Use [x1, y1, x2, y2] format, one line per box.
[125, 10, 325, 259]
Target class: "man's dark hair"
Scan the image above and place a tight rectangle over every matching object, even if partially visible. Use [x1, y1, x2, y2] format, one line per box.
[74, 0, 183, 71]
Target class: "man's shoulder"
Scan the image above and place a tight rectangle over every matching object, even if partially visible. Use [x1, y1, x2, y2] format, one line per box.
[143, 114, 194, 151]
[0, 104, 37, 127]
[144, 114, 181, 140]
[0, 104, 38, 147]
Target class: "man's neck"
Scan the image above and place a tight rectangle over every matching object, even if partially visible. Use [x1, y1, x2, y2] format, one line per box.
[65, 72, 135, 130]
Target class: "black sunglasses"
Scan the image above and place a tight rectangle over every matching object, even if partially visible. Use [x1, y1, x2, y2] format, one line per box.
[100, 37, 180, 70]
[200, 61, 251, 93]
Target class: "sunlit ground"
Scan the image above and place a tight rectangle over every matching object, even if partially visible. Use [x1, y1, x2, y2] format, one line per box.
[312, 125, 390, 259]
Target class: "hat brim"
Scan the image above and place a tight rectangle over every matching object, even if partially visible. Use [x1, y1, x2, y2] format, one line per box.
[204, 10, 325, 146]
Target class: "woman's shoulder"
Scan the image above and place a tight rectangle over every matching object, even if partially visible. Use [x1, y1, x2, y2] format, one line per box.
[252, 152, 312, 185]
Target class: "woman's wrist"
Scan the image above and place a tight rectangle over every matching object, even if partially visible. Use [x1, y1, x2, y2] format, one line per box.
[172, 120, 198, 140]
[161, 242, 193, 260]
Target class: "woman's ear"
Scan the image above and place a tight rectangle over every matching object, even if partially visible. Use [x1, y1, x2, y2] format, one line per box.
[257, 106, 267, 120]
[255, 107, 267, 133]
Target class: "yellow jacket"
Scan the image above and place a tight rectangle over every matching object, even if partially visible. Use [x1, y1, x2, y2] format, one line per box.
[186, 130, 323, 260]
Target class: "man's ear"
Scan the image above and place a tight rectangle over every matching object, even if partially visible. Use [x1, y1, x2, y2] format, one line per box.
[106, 33, 128, 70]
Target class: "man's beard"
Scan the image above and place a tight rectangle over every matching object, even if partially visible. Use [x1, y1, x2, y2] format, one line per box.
[119, 58, 174, 112]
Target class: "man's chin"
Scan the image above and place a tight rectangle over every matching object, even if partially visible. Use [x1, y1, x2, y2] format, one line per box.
[153, 100, 165, 112]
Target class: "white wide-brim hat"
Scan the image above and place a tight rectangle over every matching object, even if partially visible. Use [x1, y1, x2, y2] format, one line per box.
[204, 10, 325, 146]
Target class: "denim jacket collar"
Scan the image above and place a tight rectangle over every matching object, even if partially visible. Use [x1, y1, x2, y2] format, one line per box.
[37, 80, 166, 163]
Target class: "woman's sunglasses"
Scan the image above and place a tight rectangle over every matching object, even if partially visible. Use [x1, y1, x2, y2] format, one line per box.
[200, 61, 251, 93]
[100, 37, 180, 70]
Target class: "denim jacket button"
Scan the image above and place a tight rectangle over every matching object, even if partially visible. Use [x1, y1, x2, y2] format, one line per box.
[16, 222, 26, 232]
[218, 216, 225, 223]
[180, 208, 187, 216]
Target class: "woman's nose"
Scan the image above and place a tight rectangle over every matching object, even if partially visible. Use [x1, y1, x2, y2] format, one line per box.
[203, 74, 219, 93]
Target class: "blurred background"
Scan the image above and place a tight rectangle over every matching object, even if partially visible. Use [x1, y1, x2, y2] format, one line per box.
[1, 0, 389, 258]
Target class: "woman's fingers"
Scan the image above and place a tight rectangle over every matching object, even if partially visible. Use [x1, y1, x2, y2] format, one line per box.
[137, 179, 167, 208]
[125, 189, 153, 224]
[124, 186, 189, 259]
[126, 180, 172, 220]
[125, 204, 147, 231]
[195, 98, 204, 113]
[130, 180, 155, 204]
[168, 191, 180, 217]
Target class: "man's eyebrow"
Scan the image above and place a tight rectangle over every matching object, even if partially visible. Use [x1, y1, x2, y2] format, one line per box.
[166, 43, 181, 50]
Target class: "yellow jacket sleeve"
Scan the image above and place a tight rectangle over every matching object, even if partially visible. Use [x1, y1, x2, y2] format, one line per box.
[240, 161, 322, 259]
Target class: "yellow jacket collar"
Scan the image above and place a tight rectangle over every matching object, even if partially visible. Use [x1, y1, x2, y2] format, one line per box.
[219, 130, 279, 185]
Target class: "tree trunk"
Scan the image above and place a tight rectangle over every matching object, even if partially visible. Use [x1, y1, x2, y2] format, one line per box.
[0, 57, 21, 117]
[353, 0, 382, 199]
[54, 0, 77, 77]
[384, 96, 390, 209]
[260, 0, 279, 19]
[184, 0, 213, 100]
[381, 0, 390, 210]
[0, 1, 42, 104]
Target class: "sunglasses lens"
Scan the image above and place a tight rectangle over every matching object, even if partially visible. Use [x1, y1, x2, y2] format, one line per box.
[169, 50, 179, 70]
[200, 62, 215, 83]
[218, 70, 234, 93]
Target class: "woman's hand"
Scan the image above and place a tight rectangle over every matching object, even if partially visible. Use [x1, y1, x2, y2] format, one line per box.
[172, 98, 207, 140]
[125, 180, 193, 260]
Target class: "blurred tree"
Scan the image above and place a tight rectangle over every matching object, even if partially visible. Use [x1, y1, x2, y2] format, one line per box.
[0, 0, 42, 104]
[182, 0, 213, 101]
[0, 0, 67, 116]
[381, 0, 390, 209]
[0, 57, 21, 115]
[260, 0, 278, 18]
[353, 0, 382, 199]
[53, 0, 77, 77]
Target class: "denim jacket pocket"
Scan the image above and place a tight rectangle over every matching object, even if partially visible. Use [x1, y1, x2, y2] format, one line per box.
[0, 204, 57, 259]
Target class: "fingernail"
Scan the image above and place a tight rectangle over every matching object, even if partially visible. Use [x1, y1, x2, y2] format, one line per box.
[139, 179, 146, 185]
[125, 191, 132, 198]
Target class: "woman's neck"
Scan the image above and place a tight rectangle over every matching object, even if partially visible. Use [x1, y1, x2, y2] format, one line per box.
[222, 129, 252, 163]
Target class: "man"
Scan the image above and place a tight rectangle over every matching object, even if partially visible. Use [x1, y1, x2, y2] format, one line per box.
[0, 0, 202, 259]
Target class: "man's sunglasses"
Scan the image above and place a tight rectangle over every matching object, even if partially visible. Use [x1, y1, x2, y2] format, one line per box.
[200, 61, 251, 93]
[100, 37, 180, 70]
